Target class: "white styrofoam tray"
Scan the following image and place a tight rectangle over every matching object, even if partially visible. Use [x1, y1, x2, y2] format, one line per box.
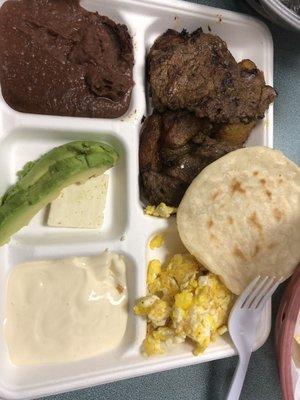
[0, 0, 274, 398]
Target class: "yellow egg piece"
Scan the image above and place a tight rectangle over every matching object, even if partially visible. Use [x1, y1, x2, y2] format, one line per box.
[149, 234, 165, 250]
[147, 259, 161, 284]
[144, 203, 177, 218]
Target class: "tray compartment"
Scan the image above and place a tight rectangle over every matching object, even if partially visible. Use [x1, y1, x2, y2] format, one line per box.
[0, 0, 140, 123]
[0, 244, 141, 398]
[144, 221, 272, 354]
[0, 127, 129, 245]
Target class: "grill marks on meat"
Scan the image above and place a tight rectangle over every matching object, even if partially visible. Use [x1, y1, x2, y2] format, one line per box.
[140, 28, 276, 206]
[148, 29, 276, 124]
[139, 111, 238, 206]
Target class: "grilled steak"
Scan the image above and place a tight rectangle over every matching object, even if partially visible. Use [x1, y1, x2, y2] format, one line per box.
[148, 29, 276, 124]
[140, 29, 276, 207]
[140, 111, 239, 206]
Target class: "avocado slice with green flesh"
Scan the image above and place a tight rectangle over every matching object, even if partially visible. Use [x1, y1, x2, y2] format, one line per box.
[0, 141, 118, 246]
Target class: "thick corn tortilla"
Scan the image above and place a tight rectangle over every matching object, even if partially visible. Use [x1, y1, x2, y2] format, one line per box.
[177, 146, 300, 295]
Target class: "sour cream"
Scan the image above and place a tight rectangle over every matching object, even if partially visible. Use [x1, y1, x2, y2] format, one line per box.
[4, 251, 127, 365]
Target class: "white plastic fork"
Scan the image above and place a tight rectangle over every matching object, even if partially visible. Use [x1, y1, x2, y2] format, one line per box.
[226, 276, 282, 400]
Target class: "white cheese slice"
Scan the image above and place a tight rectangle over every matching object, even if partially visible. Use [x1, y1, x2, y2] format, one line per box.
[47, 174, 109, 229]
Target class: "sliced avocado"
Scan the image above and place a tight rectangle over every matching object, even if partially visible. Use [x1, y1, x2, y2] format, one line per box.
[0, 141, 118, 246]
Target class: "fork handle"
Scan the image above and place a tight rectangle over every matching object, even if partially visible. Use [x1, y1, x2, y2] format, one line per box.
[226, 352, 251, 400]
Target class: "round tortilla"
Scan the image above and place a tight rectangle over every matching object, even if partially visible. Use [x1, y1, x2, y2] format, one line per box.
[177, 146, 300, 295]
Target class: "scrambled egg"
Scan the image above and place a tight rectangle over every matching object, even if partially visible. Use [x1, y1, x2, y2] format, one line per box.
[144, 203, 177, 218]
[149, 234, 165, 250]
[134, 254, 234, 356]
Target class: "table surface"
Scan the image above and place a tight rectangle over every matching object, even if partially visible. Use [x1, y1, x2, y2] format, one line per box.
[42, 1, 300, 399]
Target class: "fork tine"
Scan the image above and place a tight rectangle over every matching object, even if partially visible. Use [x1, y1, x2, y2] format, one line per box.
[242, 276, 269, 308]
[233, 276, 261, 309]
[248, 277, 274, 309]
[250, 277, 282, 309]
[256, 278, 283, 310]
